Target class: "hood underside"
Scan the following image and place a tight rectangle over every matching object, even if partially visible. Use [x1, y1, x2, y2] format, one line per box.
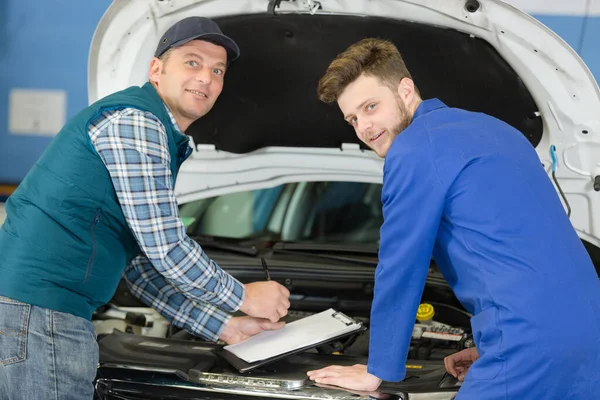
[90, 0, 600, 249]
[190, 13, 542, 151]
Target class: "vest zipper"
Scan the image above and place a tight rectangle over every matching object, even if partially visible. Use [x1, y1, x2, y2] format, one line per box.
[85, 210, 101, 284]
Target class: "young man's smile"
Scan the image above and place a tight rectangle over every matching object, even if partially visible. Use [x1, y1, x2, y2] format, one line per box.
[338, 75, 414, 157]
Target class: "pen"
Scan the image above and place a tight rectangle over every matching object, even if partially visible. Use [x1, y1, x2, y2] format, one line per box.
[260, 257, 271, 281]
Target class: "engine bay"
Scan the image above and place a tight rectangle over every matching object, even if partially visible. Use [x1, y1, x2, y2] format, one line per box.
[93, 264, 474, 363]
[93, 259, 469, 398]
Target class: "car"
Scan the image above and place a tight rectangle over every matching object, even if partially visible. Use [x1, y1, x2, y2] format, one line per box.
[88, 0, 600, 399]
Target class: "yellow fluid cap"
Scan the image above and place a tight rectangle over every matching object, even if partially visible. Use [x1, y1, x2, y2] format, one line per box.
[417, 303, 435, 321]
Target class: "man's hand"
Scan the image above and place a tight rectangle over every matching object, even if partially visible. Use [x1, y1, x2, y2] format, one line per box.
[307, 364, 382, 392]
[444, 347, 479, 381]
[219, 316, 285, 345]
[239, 281, 290, 322]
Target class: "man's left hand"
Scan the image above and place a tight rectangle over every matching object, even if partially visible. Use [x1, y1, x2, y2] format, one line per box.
[307, 364, 382, 392]
[219, 316, 285, 344]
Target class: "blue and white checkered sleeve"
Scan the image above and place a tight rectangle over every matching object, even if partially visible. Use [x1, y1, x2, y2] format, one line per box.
[90, 108, 244, 312]
[124, 255, 232, 341]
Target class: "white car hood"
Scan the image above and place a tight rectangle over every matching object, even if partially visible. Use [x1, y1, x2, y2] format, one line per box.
[89, 0, 600, 247]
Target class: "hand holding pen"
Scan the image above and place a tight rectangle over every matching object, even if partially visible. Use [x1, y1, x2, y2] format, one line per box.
[239, 257, 290, 322]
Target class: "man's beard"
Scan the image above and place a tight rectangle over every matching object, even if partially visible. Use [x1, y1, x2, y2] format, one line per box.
[390, 96, 412, 137]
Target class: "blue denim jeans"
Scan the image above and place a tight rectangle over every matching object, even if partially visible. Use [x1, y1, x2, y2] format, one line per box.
[0, 296, 98, 400]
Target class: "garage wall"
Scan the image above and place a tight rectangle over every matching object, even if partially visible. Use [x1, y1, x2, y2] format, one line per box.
[1, 0, 599, 185]
[0, 0, 112, 184]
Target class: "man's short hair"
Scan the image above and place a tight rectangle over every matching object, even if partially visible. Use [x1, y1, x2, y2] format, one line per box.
[317, 38, 419, 104]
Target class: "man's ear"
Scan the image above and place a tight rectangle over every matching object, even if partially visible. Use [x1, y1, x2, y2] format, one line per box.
[149, 58, 162, 85]
[396, 77, 416, 107]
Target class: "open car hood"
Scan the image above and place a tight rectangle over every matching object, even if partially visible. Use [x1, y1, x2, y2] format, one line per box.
[88, 0, 600, 248]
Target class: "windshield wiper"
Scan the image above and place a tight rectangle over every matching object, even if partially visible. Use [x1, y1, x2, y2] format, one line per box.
[271, 242, 378, 265]
[191, 234, 259, 257]
[273, 242, 378, 254]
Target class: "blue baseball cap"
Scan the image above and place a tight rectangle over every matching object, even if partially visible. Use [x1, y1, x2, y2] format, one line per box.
[154, 17, 240, 62]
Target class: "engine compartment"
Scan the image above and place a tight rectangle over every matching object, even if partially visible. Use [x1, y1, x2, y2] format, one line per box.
[94, 262, 474, 364]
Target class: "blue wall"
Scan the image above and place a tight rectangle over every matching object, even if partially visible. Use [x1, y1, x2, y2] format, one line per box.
[0, 0, 112, 183]
[580, 17, 600, 84]
[0, 2, 599, 183]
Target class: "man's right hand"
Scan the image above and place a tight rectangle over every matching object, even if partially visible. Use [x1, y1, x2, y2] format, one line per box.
[444, 347, 479, 381]
[239, 281, 290, 322]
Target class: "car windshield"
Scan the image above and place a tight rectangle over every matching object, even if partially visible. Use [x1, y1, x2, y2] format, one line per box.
[180, 181, 383, 244]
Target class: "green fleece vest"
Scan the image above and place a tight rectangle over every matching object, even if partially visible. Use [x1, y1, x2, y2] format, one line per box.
[0, 83, 190, 319]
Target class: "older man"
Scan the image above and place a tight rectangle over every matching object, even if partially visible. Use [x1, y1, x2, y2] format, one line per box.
[0, 17, 290, 400]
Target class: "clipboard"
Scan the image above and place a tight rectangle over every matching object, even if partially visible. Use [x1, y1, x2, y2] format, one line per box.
[217, 308, 367, 373]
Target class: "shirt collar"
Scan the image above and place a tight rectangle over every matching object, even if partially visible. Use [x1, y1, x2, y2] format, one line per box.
[412, 98, 447, 121]
[163, 104, 184, 134]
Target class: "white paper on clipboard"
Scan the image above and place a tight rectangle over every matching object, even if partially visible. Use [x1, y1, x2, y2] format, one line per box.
[223, 308, 362, 363]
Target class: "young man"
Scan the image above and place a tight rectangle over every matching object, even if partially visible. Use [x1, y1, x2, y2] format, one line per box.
[307, 38, 600, 399]
[0, 17, 290, 399]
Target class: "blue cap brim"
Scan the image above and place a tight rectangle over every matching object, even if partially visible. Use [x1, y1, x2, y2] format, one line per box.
[159, 33, 240, 62]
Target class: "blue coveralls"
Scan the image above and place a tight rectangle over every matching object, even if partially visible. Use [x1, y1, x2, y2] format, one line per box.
[367, 99, 600, 399]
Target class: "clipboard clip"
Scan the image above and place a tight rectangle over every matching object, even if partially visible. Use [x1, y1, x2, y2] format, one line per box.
[331, 311, 356, 326]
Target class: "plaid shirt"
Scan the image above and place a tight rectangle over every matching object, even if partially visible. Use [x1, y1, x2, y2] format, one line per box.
[88, 105, 244, 341]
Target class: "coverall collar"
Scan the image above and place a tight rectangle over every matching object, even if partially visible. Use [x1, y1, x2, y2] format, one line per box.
[412, 98, 447, 121]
